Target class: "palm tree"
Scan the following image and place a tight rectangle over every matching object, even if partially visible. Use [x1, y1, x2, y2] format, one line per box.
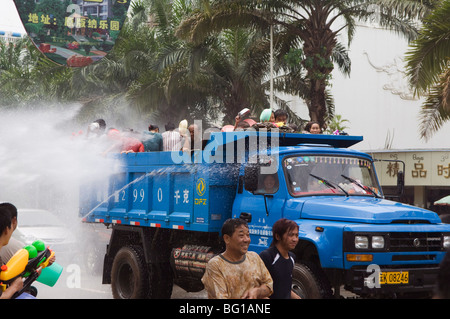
[195, 28, 273, 124]
[1, 0, 213, 127]
[127, 0, 277, 126]
[0, 37, 71, 106]
[176, 0, 420, 129]
[122, 0, 221, 125]
[405, 0, 450, 140]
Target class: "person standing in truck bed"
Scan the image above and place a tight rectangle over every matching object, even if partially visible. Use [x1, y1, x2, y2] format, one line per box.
[142, 124, 163, 152]
[162, 122, 183, 151]
[103, 128, 144, 155]
[201, 218, 273, 299]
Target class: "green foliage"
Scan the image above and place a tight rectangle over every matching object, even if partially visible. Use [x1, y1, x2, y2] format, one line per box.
[176, 0, 422, 129]
[405, 0, 450, 139]
[283, 48, 303, 68]
[0, 0, 437, 132]
[326, 114, 350, 134]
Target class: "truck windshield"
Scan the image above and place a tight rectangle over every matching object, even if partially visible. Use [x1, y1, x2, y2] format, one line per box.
[283, 155, 382, 197]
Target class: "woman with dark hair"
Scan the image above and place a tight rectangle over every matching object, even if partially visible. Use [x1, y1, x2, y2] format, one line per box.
[304, 121, 321, 134]
[260, 218, 301, 299]
[0, 206, 24, 299]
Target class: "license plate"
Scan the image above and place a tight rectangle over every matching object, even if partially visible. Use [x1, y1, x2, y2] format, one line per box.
[380, 271, 409, 284]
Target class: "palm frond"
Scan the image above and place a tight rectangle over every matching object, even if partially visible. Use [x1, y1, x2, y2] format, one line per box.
[374, 0, 437, 20]
[332, 42, 351, 77]
[405, 0, 450, 95]
[418, 68, 450, 140]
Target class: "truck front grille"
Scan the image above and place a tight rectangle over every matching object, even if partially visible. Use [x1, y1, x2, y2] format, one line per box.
[389, 232, 443, 252]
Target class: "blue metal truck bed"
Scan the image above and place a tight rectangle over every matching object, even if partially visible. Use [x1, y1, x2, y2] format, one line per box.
[80, 132, 362, 232]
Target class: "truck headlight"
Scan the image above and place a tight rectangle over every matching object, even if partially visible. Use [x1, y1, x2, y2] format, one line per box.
[444, 236, 450, 249]
[372, 236, 385, 249]
[355, 236, 369, 249]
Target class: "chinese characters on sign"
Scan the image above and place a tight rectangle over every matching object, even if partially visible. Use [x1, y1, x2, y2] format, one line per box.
[64, 17, 120, 31]
[412, 162, 427, 178]
[437, 164, 450, 179]
[374, 151, 450, 186]
[28, 13, 56, 25]
[386, 162, 400, 178]
[14, 0, 131, 66]
[27, 13, 121, 32]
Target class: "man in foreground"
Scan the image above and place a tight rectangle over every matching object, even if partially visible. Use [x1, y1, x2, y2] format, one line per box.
[260, 218, 301, 299]
[202, 218, 273, 299]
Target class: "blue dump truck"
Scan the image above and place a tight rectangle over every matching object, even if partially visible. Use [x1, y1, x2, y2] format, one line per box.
[80, 131, 450, 299]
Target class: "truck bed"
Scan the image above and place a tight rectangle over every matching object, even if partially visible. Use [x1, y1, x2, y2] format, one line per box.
[80, 151, 240, 232]
[79, 132, 363, 232]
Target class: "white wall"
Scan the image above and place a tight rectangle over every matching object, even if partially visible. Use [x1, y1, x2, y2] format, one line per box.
[288, 25, 450, 151]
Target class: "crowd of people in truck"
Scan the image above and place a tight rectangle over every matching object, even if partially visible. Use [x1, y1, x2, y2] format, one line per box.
[71, 108, 325, 155]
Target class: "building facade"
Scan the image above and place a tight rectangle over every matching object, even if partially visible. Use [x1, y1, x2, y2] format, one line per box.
[371, 150, 450, 215]
[33, 0, 112, 18]
[75, 0, 112, 19]
[0, 30, 23, 43]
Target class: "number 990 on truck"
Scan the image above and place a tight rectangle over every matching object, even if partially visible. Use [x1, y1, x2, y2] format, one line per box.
[79, 131, 450, 299]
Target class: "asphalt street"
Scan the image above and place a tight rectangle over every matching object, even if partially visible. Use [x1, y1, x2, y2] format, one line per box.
[35, 264, 207, 299]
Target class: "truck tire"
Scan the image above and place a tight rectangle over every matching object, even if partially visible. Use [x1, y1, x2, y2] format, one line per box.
[111, 245, 149, 299]
[292, 262, 332, 299]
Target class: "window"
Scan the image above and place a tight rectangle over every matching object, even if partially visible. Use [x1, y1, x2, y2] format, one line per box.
[283, 155, 381, 197]
[255, 173, 279, 194]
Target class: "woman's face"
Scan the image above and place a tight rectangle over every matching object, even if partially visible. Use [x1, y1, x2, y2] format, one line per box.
[264, 175, 276, 191]
[310, 123, 321, 134]
[269, 112, 275, 122]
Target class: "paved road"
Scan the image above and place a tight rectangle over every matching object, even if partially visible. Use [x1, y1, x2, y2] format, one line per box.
[35, 267, 112, 299]
[35, 269, 354, 299]
[33, 256, 352, 299]
[37, 280, 206, 299]
[35, 262, 207, 299]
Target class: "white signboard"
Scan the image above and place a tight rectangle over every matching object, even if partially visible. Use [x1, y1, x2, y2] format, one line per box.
[372, 151, 450, 186]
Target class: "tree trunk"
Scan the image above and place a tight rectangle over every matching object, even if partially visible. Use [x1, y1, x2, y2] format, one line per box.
[301, 31, 336, 130]
[308, 78, 328, 129]
[297, 8, 337, 130]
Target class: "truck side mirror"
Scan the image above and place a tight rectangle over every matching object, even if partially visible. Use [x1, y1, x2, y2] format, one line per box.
[244, 164, 259, 192]
[397, 171, 404, 196]
[239, 212, 252, 223]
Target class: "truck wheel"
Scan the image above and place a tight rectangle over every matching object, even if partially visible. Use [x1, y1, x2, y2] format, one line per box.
[292, 263, 332, 299]
[111, 245, 149, 299]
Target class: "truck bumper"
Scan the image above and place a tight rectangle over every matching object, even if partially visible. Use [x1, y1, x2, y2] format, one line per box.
[344, 265, 439, 297]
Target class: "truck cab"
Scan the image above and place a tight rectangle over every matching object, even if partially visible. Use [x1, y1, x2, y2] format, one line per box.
[80, 130, 450, 298]
[230, 132, 449, 298]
